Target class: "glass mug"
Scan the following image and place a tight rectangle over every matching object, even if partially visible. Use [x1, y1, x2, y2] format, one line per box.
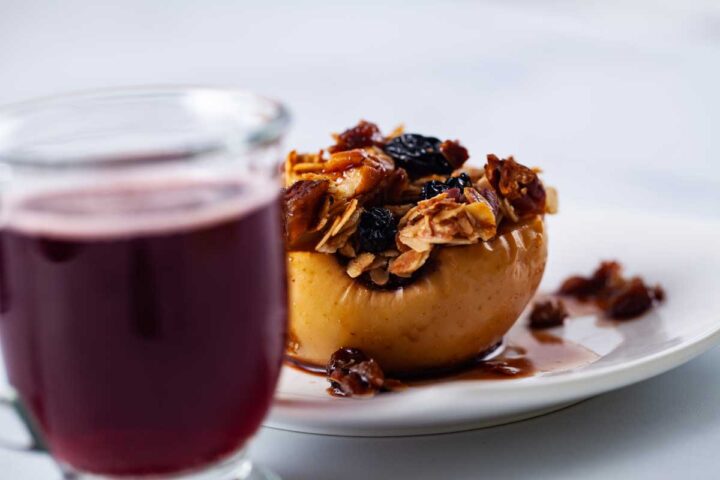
[0, 87, 289, 479]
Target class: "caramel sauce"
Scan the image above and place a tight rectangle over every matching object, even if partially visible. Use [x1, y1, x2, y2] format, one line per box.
[285, 325, 599, 388]
[409, 328, 598, 384]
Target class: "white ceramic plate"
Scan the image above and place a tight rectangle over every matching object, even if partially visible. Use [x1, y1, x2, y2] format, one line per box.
[266, 208, 720, 436]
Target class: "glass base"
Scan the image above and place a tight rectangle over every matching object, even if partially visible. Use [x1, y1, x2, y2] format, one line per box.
[60, 447, 280, 480]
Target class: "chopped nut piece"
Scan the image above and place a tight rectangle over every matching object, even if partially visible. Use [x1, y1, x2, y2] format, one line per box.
[528, 299, 568, 329]
[322, 149, 367, 173]
[327, 149, 396, 200]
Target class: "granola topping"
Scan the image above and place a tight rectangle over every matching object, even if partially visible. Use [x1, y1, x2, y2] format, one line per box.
[283, 121, 556, 287]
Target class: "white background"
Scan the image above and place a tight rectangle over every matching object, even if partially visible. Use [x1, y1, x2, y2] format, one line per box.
[1, 0, 719, 478]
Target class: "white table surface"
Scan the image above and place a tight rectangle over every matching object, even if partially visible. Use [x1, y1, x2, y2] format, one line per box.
[1, 1, 719, 478]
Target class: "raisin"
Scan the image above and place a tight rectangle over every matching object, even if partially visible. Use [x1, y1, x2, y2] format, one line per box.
[326, 347, 385, 397]
[591, 261, 624, 290]
[557, 261, 665, 321]
[606, 278, 653, 320]
[439, 140, 469, 169]
[328, 120, 384, 153]
[558, 276, 597, 297]
[485, 154, 546, 218]
[558, 261, 623, 298]
[357, 207, 397, 253]
[652, 285, 666, 302]
[445, 172, 472, 190]
[383, 134, 452, 178]
[528, 299, 568, 329]
[420, 173, 473, 200]
[420, 180, 449, 200]
[283, 180, 329, 248]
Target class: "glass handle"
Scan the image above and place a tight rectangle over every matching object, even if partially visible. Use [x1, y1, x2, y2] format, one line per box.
[0, 389, 46, 452]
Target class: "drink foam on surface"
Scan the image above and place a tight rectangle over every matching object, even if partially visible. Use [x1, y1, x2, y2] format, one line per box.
[3, 174, 279, 240]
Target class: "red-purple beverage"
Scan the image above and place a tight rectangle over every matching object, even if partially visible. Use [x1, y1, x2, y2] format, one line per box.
[0, 180, 286, 476]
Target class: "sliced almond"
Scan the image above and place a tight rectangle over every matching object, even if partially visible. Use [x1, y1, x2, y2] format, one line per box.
[385, 124, 405, 140]
[310, 195, 334, 232]
[545, 186, 559, 214]
[346, 253, 376, 278]
[330, 199, 359, 236]
[389, 249, 431, 277]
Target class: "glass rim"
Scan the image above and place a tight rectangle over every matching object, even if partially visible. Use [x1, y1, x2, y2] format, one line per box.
[0, 85, 291, 169]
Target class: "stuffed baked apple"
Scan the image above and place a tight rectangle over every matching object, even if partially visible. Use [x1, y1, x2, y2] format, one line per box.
[283, 121, 557, 375]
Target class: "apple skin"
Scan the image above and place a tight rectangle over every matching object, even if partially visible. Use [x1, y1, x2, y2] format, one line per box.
[286, 216, 547, 375]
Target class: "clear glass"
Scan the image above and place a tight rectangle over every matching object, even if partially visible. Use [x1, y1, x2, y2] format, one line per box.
[0, 87, 289, 479]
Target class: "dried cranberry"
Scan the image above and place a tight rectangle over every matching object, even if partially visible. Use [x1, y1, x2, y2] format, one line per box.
[326, 347, 385, 397]
[357, 207, 397, 253]
[528, 299, 568, 329]
[383, 134, 452, 178]
[328, 120, 384, 153]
